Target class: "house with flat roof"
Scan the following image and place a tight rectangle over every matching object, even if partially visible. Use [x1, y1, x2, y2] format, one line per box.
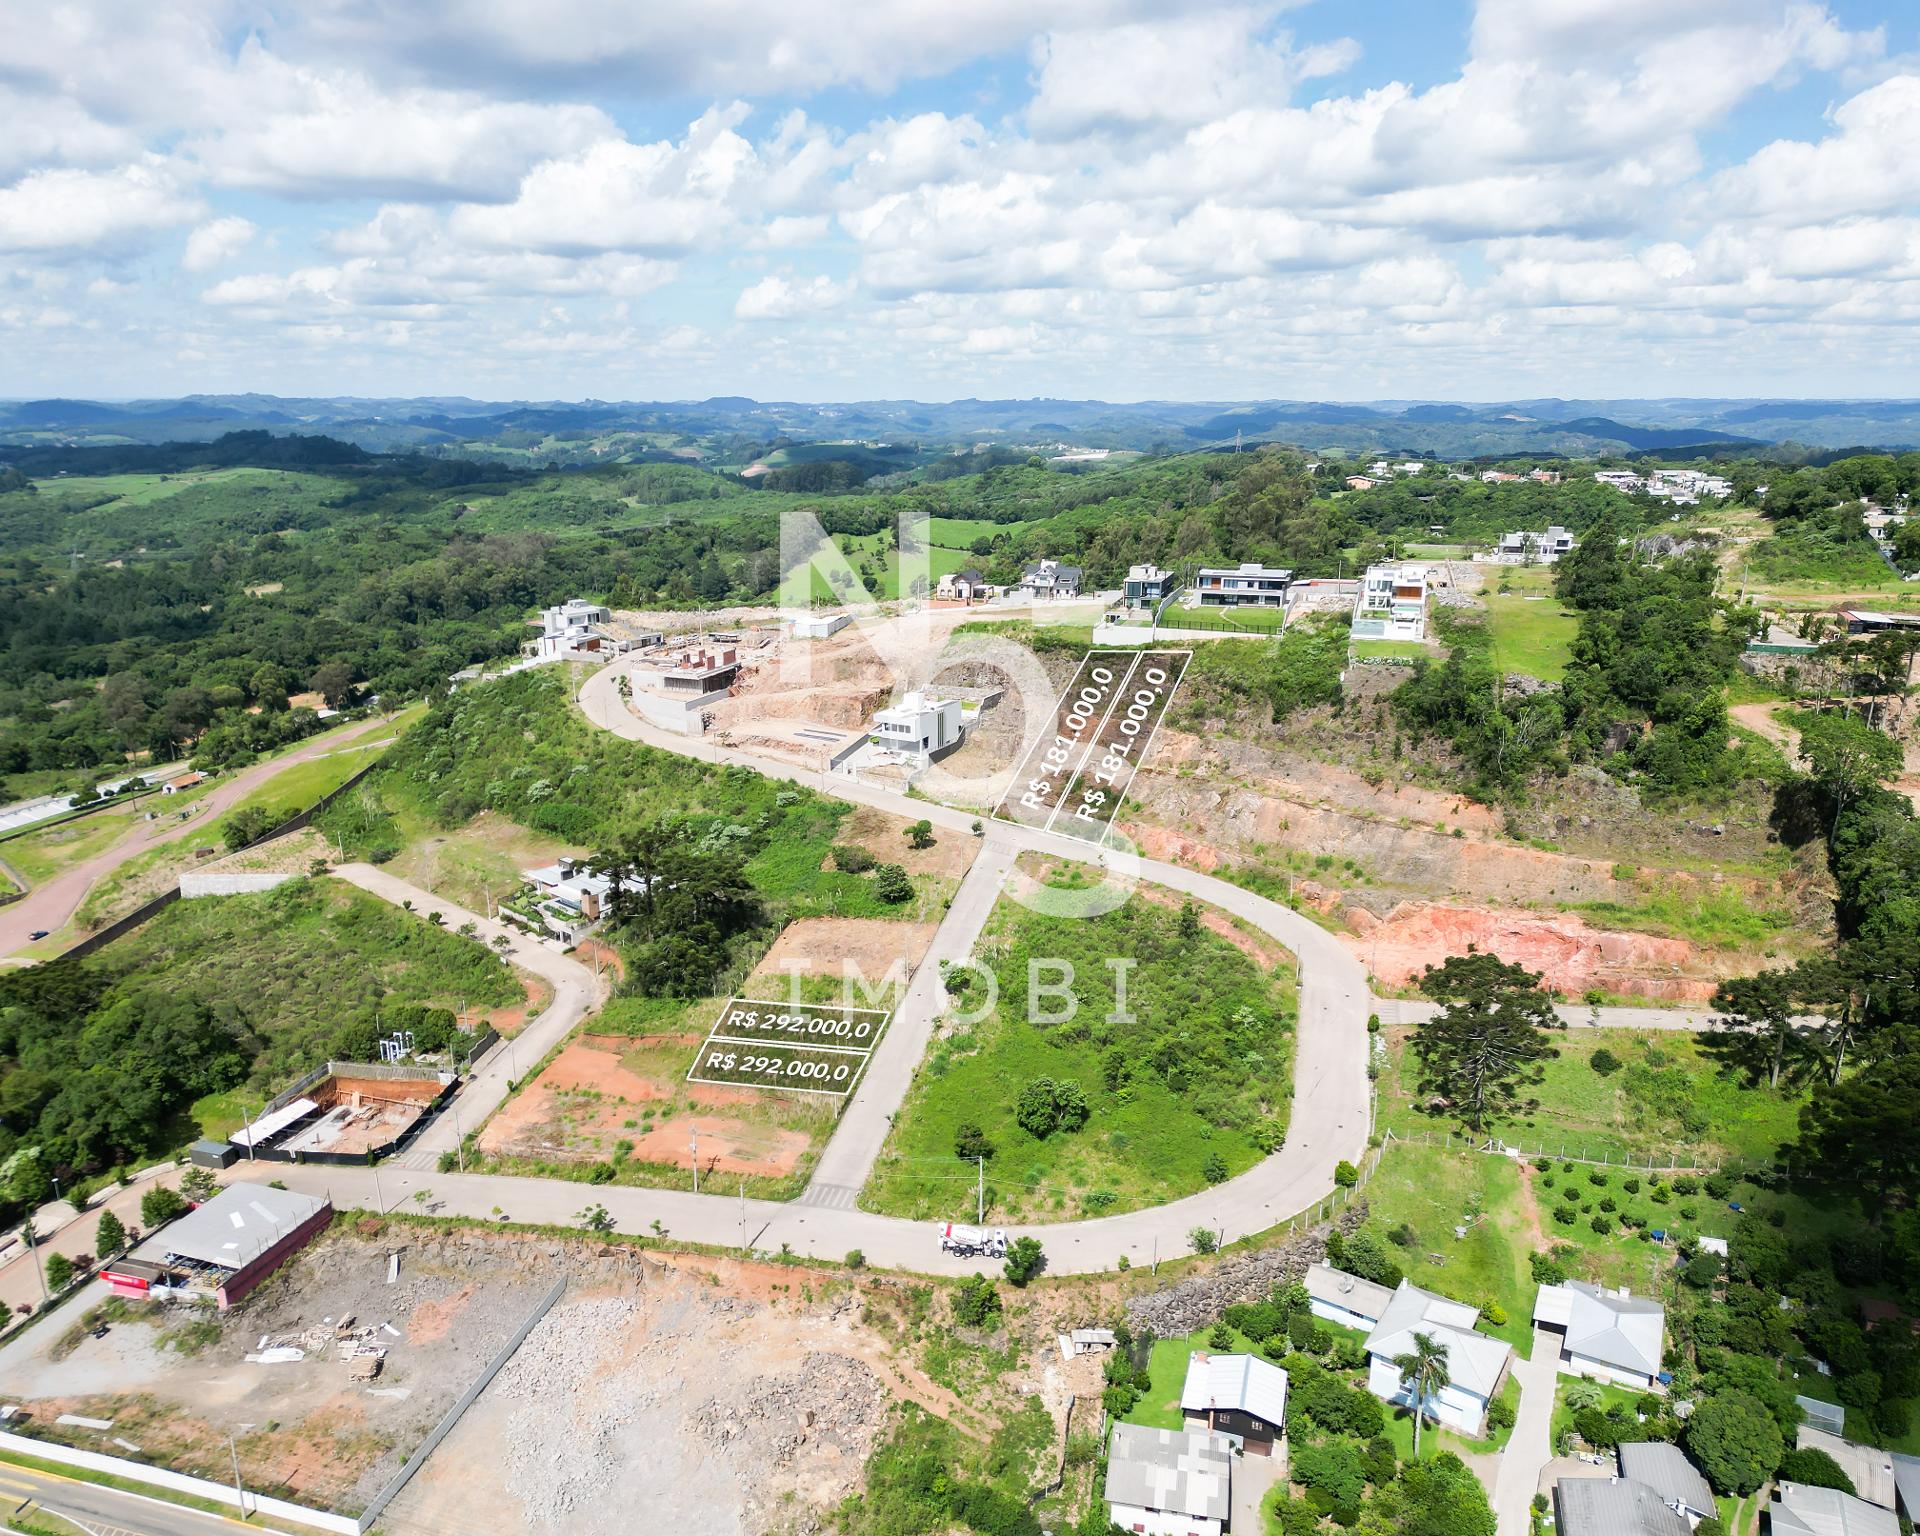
[1303, 1262, 1395, 1332]
[1180, 1351, 1288, 1455]
[868, 691, 968, 765]
[1351, 565, 1428, 642]
[1194, 562, 1293, 607]
[1553, 1477, 1692, 1536]
[1105, 1422, 1233, 1536]
[1534, 1281, 1665, 1389]
[1771, 1482, 1900, 1536]
[525, 598, 628, 661]
[1617, 1443, 1715, 1524]
[1362, 1280, 1512, 1436]
[1492, 526, 1576, 563]
[1123, 564, 1181, 611]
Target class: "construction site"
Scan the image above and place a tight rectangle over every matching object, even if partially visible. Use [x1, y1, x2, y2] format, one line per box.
[234, 1063, 454, 1163]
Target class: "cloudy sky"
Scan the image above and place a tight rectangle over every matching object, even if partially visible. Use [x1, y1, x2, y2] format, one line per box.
[2, 0, 1917, 402]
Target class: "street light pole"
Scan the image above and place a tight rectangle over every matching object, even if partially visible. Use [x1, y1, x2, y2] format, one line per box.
[690, 1128, 700, 1195]
[372, 1162, 386, 1215]
[227, 1433, 250, 1516]
[21, 1222, 46, 1307]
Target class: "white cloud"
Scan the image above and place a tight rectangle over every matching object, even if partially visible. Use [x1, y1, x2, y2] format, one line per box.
[0, 161, 201, 253]
[451, 106, 756, 255]
[735, 273, 854, 320]
[1712, 74, 1920, 221]
[183, 216, 257, 270]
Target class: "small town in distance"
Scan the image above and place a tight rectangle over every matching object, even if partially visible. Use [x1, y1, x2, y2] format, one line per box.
[2, 5, 1920, 1535]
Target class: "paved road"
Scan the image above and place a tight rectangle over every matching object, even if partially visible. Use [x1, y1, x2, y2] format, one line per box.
[1372, 997, 1729, 1032]
[326, 864, 606, 1170]
[255, 660, 1372, 1274]
[0, 1456, 285, 1536]
[1492, 1328, 1563, 1536]
[0, 713, 402, 958]
[804, 835, 1018, 1203]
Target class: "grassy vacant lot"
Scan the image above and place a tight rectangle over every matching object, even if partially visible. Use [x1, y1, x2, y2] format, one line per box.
[830, 530, 975, 600]
[1349, 638, 1429, 661]
[102, 875, 522, 1099]
[926, 516, 1009, 548]
[1377, 1026, 1802, 1166]
[862, 863, 1296, 1222]
[1480, 565, 1579, 679]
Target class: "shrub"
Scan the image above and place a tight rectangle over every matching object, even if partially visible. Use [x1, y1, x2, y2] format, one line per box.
[1652, 1182, 1672, 1203]
[1014, 1078, 1090, 1139]
[1623, 1177, 1641, 1194]
[1190, 1227, 1219, 1255]
[953, 1273, 1003, 1327]
[1777, 1448, 1854, 1494]
[1204, 1154, 1229, 1184]
[1488, 1394, 1517, 1433]
[845, 1249, 865, 1271]
[1590, 1213, 1614, 1235]
[954, 1122, 995, 1161]
[140, 1186, 188, 1227]
[44, 1253, 74, 1292]
[1002, 1236, 1045, 1286]
[179, 1166, 218, 1203]
[1333, 1159, 1359, 1188]
[1484, 1301, 1508, 1326]
[1678, 1202, 1698, 1220]
[1599, 1196, 1618, 1213]
[1388, 1223, 1418, 1249]
[1674, 1174, 1699, 1196]
[1209, 1322, 1234, 1351]
[1704, 1172, 1734, 1200]
[1590, 1047, 1622, 1075]
[1541, 1174, 1555, 1189]
[870, 863, 914, 903]
[1588, 1168, 1609, 1187]
[829, 843, 875, 873]
[905, 819, 935, 850]
[1530, 1251, 1567, 1285]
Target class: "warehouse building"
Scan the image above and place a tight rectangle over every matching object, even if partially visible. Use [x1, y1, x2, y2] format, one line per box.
[144, 1184, 332, 1309]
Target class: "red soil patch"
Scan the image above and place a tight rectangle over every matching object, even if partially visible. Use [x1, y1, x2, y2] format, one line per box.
[628, 1113, 810, 1178]
[572, 937, 626, 980]
[1134, 885, 1288, 971]
[1346, 900, 1718, 1002]
[408, 1283, 477, 1344]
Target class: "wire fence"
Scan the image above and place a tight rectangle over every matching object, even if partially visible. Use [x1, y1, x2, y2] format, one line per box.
[1378, 1126, 1758, 1178]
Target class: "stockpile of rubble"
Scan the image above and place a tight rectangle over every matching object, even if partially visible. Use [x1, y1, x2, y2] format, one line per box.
[1123, 1206, 1362, 1337]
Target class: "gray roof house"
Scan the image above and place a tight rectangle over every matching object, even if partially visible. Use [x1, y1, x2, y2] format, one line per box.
[1771, 1482, 1900, 1536]
[1534, 1280, 1665, 1386]
[1796, 1428, 1898, 1512]
[1304, 1262, 1395, 1330]
[1890, 1453, 1920, 1522]
[1180, 1350, 1289, 1453]
[1105, 1422, 1232, 1536]
[1617, 1443, 1715, 1522]
[1553, 1477, 1691, 1536]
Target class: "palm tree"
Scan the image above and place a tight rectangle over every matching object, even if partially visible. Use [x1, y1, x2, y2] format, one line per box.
[1393, 1331, 1452, 1459]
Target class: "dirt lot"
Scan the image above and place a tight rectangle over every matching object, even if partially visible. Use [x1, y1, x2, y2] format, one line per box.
[747, 915, 938, 1000]
[380, 1248, 1049, 1536]
[0, 1223, 556, 1516]
[833, 805, 978, 880]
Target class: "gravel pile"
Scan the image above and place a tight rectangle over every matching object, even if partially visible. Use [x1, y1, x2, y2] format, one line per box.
[493, 1296, 648, 1524]
[1125, 1205, 1363, 1337]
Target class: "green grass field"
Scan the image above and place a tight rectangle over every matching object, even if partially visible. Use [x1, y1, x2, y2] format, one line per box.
[1168, 604, 1293, 633]
[861, 866, 1296, 1221]
[926, 516, 1008, 547]
[1377, 1026, 1803, 1167]
[1349, 638, 1430, 661]
[1480, 567, 1579, 679]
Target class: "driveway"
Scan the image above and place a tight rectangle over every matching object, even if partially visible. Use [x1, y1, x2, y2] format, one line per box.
[1492, 1327, 1565, 1536]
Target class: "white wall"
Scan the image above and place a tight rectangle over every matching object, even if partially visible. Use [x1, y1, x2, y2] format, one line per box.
[1562, 1351, 1652, 1390]
[1309, 1298, 1378, 1332]
[1366, 1357, 1489, 1435]
[1107, 1501, 1223, 1536]
[180, 871, 296, 898]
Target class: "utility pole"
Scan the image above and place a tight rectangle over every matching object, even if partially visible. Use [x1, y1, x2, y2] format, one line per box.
[450, 1102, 465, 1173]
[227, 1432, 250, 1516]
[372, 1162, 386, 1215]
[976, 1156, 985, 1225]
[690, 1128, 700, 1195]
[739, 1178, 746, 1251]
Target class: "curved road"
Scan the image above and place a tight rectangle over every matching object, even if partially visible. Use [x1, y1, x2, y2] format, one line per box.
[235, 660, 1373, 1277]
[0, 712, 403, 957]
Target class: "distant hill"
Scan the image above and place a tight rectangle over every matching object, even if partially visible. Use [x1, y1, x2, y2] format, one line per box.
[1, 392, 1914, 457]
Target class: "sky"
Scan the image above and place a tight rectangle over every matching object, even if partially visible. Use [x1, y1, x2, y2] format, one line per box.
[2, 0, 1918, 403]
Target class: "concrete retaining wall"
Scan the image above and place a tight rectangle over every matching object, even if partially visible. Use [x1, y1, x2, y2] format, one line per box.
[0, 1429, 360, 1534]
[179, 871, 297, 898]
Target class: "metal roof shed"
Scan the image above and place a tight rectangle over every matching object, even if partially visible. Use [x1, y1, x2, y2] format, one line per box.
[162, 1184, 330, 1272]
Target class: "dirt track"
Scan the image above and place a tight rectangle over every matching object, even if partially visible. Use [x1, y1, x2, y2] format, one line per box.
[0, 712, 402, 958]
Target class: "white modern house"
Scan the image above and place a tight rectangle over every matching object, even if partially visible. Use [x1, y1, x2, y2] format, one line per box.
[525, 598, 625, 661]
[1105, 1423, 1233, 1536]
[867, 691, 968, 765]
[1351, 565, 1429, 642]
[1533, 1281, 1666, 1389]
[1304, 1262, 1395, 1333]
[1193, 562, 1293, 608]
[1123, 563, 1181, 610]
[1363, 1280, 1513, 1436]
[516, 856, 625, 944]
[1491, 526, 1576, 563]
[1180, 1351, 1289, 1455]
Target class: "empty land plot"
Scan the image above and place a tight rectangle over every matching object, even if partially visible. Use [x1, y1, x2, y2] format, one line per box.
[1480, 569, 1579, 680]
[1376, 1024, 1803, 1166]
[0, 1224, 554, 1520]
[861, 857, 1296, 1222]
